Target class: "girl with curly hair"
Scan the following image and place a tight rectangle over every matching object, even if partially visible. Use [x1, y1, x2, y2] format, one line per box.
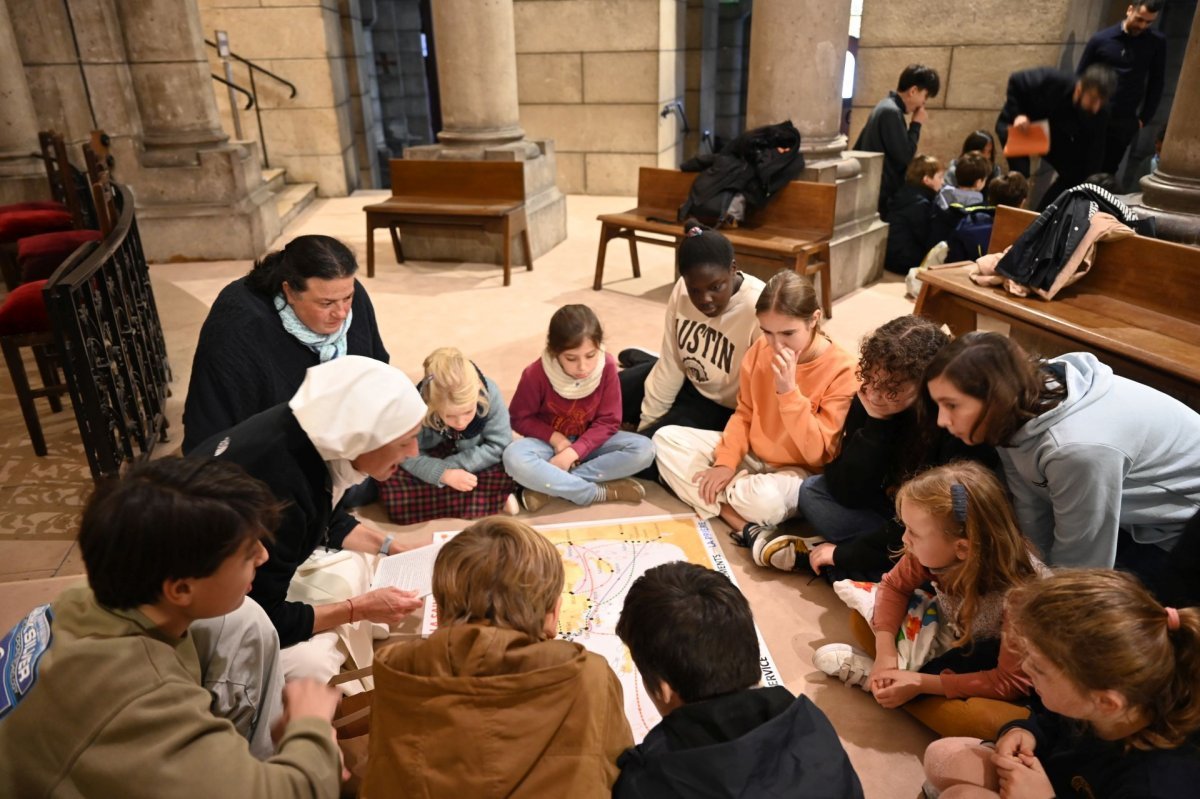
[748, 315, 997, 579]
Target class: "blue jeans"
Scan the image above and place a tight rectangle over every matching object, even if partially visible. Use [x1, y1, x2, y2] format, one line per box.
[795, 474, 890, 543]
[503, 432, 656, 505]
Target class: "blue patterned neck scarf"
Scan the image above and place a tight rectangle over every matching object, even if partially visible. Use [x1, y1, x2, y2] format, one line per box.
[274, 293, 352, 363]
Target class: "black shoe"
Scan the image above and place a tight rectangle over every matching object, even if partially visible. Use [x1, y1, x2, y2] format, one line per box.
[618, 347, 659, 369]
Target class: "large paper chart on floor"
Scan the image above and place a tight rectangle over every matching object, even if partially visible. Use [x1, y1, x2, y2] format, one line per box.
[422, 514, 781, 742]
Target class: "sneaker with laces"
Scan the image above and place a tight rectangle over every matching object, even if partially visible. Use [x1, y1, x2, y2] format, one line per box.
[597, 478, 645, 504]
[731, 524, 808, 570]
[520, 488, 552, 513]
[812, 643, 874, 691]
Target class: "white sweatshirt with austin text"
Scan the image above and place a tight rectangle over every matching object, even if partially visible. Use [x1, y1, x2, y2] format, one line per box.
[639, 273, 764, 430]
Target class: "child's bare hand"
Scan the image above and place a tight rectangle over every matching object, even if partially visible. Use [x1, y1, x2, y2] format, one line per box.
[549, 447, 579, 472]
[548, 431, 572, 454]
[693, 465, 735, 504]
[993, 750, 1053, 799]
[771, 347, 798, 394]
[282, 679, 341, 724]
[870, 669, 922, 708]
[441, 469, 478, 492]
[808, 542, 836, 574]
[995, 728, 1037, 760]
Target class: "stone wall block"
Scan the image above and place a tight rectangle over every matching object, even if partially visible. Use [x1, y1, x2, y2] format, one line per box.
[556, 151, 586, 193]
[258, 107, 352, 156]
[517, 54, 583, 103]
[520, 104, 656, 153]
[198, 7, 331, 60]
[861, 0, 1071, 47]
[944, 44, 1061, 110]
[585, 152, 656, 194]
[514, 0, 659, 53]
[585, 52, 658, 103]
[84, 63, 142, 139]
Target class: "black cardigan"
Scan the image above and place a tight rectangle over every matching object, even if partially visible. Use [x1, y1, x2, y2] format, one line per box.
[824, 396, 998, 581]
[999, 710, 1200, 798]
[182, 277, 389, 454]
[192, 404, 355, 648]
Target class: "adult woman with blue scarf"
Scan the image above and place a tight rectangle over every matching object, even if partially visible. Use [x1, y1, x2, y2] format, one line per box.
[183, 235, 389, 454]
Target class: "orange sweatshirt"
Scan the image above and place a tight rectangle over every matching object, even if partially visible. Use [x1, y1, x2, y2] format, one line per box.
[713, 336, 859, 472]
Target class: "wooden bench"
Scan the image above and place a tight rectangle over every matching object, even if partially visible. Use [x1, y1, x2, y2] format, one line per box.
[364, 159, 533, 286]
[593, 167, 838, 318]
[915, 205, 1200, 407]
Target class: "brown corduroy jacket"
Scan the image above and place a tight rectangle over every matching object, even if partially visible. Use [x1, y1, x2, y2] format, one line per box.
[362, 622, 633, 798]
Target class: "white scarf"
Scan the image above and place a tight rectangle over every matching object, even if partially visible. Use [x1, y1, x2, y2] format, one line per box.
[328, 459, 369, 510]
[540, 346, 606, 400]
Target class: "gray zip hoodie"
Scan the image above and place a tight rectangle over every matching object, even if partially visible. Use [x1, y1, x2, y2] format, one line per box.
[1001, 352, 1200, 567]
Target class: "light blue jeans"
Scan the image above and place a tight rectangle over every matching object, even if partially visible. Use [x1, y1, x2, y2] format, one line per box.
[503, 432, 656, 505]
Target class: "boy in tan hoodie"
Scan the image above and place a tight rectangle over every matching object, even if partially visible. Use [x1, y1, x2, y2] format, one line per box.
[363, 516, 633, 798]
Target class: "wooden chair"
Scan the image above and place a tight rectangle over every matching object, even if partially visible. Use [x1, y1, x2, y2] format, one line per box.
[363, 160, 533, 286]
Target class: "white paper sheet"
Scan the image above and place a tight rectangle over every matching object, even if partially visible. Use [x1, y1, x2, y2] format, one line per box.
[370, 543, 442, 596]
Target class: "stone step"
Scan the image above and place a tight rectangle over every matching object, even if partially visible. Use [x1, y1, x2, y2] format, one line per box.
[276, 182, 317, 230]
[262, 167, 286, 194]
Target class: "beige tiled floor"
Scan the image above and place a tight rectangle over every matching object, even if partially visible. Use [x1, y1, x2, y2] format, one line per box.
[0, 192, 929, 797]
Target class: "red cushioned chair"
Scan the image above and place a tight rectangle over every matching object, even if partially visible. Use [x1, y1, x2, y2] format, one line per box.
[0, 279, 69, 457]
[1, 131, 90, 290]
[17, 229, 102, 283]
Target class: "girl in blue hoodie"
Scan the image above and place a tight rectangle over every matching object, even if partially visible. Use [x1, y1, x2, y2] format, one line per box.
[922, 332, 1200, 603]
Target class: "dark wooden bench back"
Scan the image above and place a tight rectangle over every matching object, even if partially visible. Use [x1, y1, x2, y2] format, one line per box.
[985, 205, 1200, 323]
[635, 167, 695, 220]
[634, 167, 836, 235]
[747, 180, 837, 236]
[387, 159, 526, 203]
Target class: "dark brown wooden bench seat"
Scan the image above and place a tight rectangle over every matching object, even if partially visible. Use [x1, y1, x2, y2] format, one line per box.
[364, 159, 532, 286]
[593, 167, 838, 318]
[915, 205, 1200, 407]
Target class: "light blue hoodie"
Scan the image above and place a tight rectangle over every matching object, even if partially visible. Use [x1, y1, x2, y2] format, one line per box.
[1000, 352, 1200, 568]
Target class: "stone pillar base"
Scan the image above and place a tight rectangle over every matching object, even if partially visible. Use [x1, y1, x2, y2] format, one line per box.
[112, 138, 282, 262]
[393, 139, 568, 266]
[0, 169, 51, 206]
[1125, 192, 1200, 247]
[811, 150, 888, 299]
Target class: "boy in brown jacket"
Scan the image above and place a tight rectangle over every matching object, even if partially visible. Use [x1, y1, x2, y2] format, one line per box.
[363, 516, 633, 798]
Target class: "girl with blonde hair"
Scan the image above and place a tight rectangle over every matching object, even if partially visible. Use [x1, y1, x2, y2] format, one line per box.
[814, 461, 1047, 707]
[378, 347, 518, 524]
[923, 569, 1200, 798]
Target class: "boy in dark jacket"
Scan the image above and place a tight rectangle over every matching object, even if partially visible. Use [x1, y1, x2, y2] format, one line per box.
[612, 562, 863, 798]
[883, 154, 943, 275]
[855, 63, 941, 216]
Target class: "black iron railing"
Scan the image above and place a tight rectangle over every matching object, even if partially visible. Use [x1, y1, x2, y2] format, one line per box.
[205, 39, 299, 169]
[44, 183, 171, 480]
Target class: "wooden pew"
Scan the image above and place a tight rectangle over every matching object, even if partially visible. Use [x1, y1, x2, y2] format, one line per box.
[364, 159, 533, 286]
[593, 167, 838, 318]
[915, 205, 1200, 407]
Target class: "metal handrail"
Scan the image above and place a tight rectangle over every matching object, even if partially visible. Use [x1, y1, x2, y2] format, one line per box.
[205, 39, 298, 98]
[211, 74, 254, 110]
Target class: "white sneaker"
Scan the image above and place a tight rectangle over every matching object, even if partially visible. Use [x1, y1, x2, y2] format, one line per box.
[812, 643, 874, 691]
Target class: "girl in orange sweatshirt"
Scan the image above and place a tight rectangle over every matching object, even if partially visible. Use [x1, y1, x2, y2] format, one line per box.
[653, 270, 858, 553]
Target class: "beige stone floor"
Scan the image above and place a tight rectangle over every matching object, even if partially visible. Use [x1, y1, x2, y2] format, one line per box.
[0, 192, 930, 797]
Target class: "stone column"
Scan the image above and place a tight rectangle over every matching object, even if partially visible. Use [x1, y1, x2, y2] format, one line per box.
[400, 0, 566, 267]
[114, 0, 227, 161]
[0, 0, 49, 203]
[1139, 4, 1200, 238]
[745, 0, 851, 160]
[430, 0, 524, 147]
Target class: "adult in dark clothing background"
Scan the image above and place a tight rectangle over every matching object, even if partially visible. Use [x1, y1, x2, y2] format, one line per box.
[854, 64, 941, 218]
[995, 65, 1116, 210]
[1077, 1, 1166, 184]
[182, 234, 389, 453]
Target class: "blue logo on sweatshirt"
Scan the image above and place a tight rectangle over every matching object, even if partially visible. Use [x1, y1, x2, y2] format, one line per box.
[0, 604, 53, 720]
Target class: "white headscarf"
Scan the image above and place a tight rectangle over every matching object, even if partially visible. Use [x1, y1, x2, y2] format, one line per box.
[289, 356, 426, 505]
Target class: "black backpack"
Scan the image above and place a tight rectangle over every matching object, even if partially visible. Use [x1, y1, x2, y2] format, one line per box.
[678, 120, 805, 227]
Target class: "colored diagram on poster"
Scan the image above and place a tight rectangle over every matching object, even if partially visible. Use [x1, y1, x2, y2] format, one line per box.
[424, 514, 780, 742]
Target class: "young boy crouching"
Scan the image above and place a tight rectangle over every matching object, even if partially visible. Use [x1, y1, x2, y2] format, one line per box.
[613, 562, 864, 798]
[0, 458, 343, 798]
[362, 516, 633, 798]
